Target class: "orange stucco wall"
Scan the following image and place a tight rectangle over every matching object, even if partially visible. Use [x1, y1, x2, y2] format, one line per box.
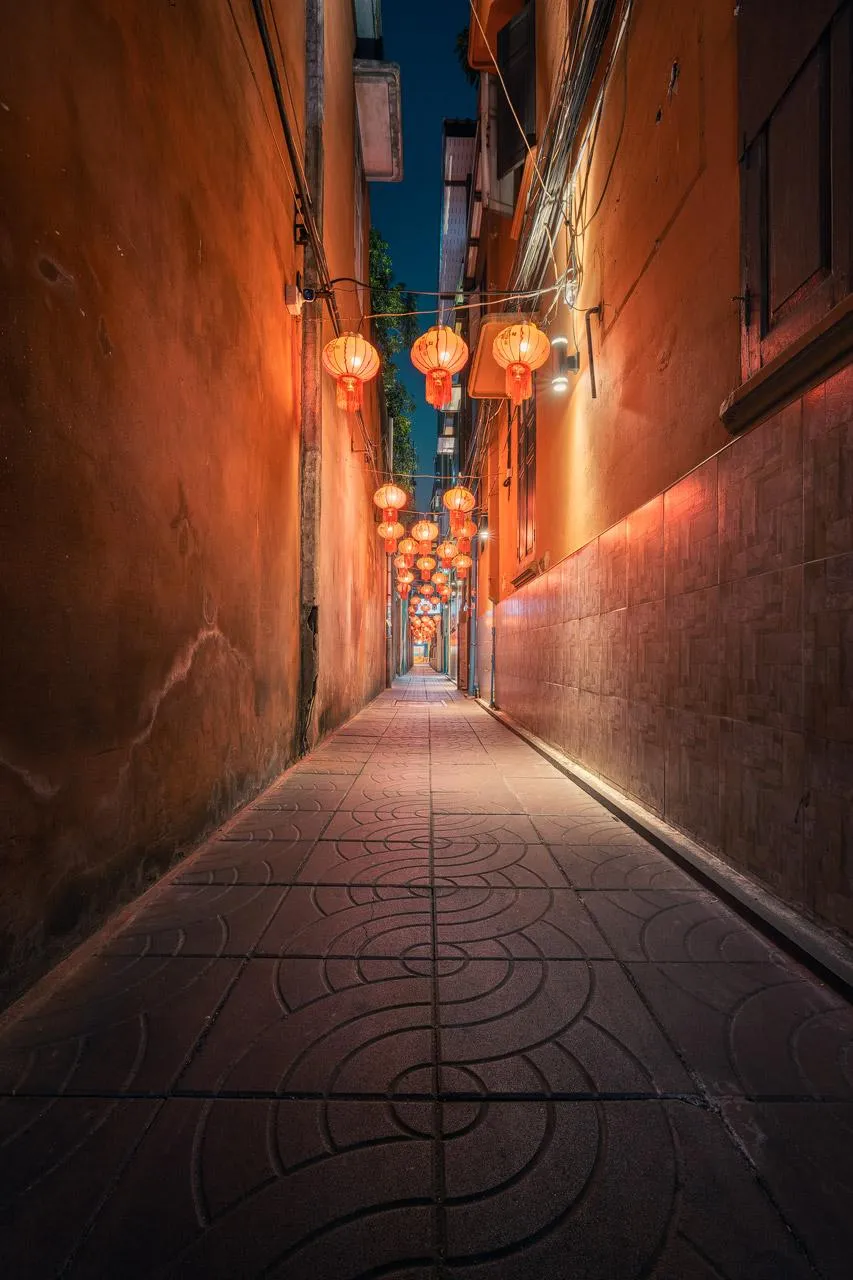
[489, 0, 739, 590]
[0, 0, 384, 1003]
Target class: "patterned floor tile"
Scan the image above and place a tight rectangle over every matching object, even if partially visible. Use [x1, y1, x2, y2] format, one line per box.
[432, 814, 542, 845]
[249, 774, 355, 811]
[2, 670, 850, 1276]
[0, 957, 239, 1095]
[433, 886, 612, 959]
[548, 843, 699, 889]
[295, 840, 432, 887]
[321, 806, 431, 849]
[179, 958, 433, 1096]
[506, 778, 611, 816]
[722, 1101, 853, 1279]
[104, 884, 286, 956]
[440, 1100, 812, 1277]
[176, 839, 316, 885]
[0, 1098, 436, 1279]
[436, 958, 691, 1096]
[629, 960, 853, 1097]
[258, 886, 433, 958]
[531, 813, 654, 846]
[581, 889, 778, 961]
[217, 811, 334, 843]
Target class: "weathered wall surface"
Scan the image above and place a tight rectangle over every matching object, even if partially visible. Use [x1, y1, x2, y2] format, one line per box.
[0, 0, 384, 1001]
[315, 0, 385, 736]
[528, 0, 739, 575]
[495, 363, 853, 938]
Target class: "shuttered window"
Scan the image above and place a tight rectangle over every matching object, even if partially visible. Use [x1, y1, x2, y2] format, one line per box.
[496, 1, 536, 180]
[739, 0, 852, 375]
[516, 396, 536, 561]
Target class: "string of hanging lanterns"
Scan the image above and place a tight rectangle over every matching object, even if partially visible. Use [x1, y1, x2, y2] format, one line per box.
[322, 320, 550, 417]
[321, 317, 548, 639]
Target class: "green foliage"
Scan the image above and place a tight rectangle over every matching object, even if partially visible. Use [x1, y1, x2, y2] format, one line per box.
[369, 227, 418, 490]
[455, 27, 479, 87]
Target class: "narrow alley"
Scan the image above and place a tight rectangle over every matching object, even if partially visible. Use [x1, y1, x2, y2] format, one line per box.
[1, 670, 850, 1277]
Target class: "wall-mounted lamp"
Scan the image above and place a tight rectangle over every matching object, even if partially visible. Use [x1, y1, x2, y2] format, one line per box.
[550, 335, 580, 393]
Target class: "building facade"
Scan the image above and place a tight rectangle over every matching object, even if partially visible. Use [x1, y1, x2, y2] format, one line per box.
[0, 0, 401, 1001]
[442, 0, 853, 939]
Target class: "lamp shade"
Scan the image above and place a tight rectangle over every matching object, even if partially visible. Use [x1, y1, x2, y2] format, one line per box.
[492, 323, 550, 407]
[322, 333, 380, 412]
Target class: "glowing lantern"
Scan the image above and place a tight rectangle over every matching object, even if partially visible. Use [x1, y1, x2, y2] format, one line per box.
[377, 519, 404, 554]
[373, 482, 408, 524]
[416, 555, 437, 581]
[397, 569, 415, 585]
[436, 539, 457, 568]
[420, 583, 435, 596]
[492, 323, 550, 407]
[443, 485, 475, 534]
[432, 570, 448, 586]
[398, 536, 417, 568]
[456, 518, 478, 554]
[393, 553, 409, 570]
[411, 519, 439, 556]
[322, 333, 380, 413]
[452, 552, 473, 580]
[410, 325, 469, 408]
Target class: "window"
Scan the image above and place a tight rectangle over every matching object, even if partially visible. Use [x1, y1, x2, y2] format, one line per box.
[496, 1, 536, 180]
[739, 0, 851, 376]
[516, 396, 536, 560]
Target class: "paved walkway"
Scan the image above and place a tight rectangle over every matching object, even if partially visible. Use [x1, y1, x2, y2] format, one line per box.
[1, 672, 851, 1278]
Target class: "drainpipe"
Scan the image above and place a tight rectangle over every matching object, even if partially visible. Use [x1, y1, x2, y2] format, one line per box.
[385, 416, 394, 687]
[297, 0, 325, 753]
[468, 549, 478, 696]
[489, 600, 497, 707]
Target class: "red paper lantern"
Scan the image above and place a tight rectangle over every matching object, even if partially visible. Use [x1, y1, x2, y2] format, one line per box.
[410, 325, 469, 408]
[411, 519, 439, 557]
[436, 539, 457, 569]
[398, 536, 417, 568]
[492, 323, 550, 407]
[456, 518, 478, 554]
[377, 519, 404, 554]
[452, 551, 473, 580]
[322, 333, 380, 413]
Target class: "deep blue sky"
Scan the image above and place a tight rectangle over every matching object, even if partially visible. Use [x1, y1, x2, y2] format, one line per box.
[371, 2, 476, 512]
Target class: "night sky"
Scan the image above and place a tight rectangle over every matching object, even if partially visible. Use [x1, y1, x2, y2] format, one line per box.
[370, 1, 476, 513]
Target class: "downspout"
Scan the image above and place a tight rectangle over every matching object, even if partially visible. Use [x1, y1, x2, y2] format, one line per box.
[297, 0, 325, 753]
[468, 549, 478, 696]
[386, 416, 394, 687]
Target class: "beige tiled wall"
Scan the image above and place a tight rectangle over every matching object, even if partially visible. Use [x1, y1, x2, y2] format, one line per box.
[494, 365, 853, 938]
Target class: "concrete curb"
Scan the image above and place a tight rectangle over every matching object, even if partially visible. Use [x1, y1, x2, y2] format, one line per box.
[477, 698, 853, 1001]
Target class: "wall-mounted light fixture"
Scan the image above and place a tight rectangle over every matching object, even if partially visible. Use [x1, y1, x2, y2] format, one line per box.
[550, 335, 580, 393]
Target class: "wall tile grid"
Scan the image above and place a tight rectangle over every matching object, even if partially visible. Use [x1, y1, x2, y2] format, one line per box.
[494, 362, 853, 937]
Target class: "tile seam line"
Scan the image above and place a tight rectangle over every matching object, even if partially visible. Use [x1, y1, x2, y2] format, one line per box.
[475, 698, 853, 1001]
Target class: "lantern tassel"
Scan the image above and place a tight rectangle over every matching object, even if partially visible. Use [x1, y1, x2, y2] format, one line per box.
[337, 376, 363, 414]
[506, 363, 532, 407]
[426, 369, 452, 409]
